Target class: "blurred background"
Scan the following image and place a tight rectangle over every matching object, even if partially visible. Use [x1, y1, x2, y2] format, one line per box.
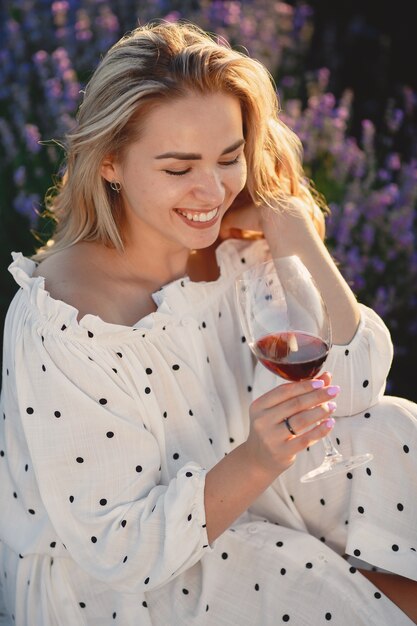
[1, 0, 416, 400]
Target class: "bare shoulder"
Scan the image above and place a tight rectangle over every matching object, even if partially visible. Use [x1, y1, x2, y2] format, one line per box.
[33, 243, 117, 322]
[33, 243, 155, 325]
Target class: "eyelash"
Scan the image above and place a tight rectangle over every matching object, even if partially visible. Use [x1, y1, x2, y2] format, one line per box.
[164, 156, 240, 177]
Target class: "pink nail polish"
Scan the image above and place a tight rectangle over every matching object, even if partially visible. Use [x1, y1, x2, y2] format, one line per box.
[326, 385, 340, 396]
[327, 401, 337, 412]
[311, 380, 325, 389]
[325, 417, 335, 429]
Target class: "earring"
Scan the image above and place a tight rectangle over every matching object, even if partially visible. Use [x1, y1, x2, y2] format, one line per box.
[110, 181, 121, 193]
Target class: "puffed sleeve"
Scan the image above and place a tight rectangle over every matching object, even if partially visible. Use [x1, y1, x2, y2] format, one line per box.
[10, 301, 211, 593]
[252, 304, 393, 416]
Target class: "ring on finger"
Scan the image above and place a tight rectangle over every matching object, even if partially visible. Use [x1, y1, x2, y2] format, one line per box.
[284, 417, 297, 436]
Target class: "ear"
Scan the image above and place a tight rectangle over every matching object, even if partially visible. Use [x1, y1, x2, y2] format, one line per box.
[101, 154, 119, 184]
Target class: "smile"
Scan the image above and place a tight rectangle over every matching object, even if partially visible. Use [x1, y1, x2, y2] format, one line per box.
[175, 207, 219, 223]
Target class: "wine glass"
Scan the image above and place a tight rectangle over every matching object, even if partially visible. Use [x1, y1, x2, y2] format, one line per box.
[235, 256, 373, 482]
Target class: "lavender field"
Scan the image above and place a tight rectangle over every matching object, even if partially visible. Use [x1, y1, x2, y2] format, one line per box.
[1, 0, 417, 399]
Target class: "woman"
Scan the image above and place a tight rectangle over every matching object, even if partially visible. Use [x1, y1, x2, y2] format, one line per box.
[0, 21, 416, 625]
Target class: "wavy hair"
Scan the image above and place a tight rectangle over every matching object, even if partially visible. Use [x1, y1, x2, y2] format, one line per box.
[35, 21, 323, 259]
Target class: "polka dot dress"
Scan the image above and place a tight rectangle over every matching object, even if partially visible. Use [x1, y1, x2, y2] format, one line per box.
[0, 240, 416, 625]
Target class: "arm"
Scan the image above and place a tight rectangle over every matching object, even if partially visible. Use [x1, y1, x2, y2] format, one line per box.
[261, 199, 361, 345]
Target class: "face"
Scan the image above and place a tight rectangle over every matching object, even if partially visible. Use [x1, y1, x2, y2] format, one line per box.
[102, 92, 247, 254]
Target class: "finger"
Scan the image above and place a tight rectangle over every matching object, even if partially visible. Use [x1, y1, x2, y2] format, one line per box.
[288, 416, 336, 454]
[255, 378, 327, 411]
[282, 401, 337, 439]
[317, 371, 332, 387]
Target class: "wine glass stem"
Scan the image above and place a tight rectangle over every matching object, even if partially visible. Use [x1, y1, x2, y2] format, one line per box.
[322, 435, 342, 459]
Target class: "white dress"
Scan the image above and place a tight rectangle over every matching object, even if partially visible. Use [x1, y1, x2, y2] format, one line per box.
[0, 239, 416, 626]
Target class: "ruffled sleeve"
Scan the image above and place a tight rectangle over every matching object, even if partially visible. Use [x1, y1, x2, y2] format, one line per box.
[253, 304, 393, 416]
[4, 257, 211, 593]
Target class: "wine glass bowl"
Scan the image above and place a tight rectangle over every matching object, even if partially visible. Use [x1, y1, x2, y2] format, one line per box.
[236, 256, 373, 482]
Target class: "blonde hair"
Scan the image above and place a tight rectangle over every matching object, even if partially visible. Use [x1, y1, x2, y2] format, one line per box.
[35, 20, 323, 260]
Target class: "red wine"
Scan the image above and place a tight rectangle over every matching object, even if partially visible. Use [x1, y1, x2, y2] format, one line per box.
[255, 332, 329, 381]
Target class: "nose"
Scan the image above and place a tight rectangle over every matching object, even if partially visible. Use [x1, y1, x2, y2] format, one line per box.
[193, 170, 225, 207]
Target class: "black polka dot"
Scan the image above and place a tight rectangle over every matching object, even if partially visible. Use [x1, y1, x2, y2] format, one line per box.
[144, 577, 150, 585]
[353, 549, 361, 557]
[99, 498, 107, 506]
[344, 349, 349, 355]
[79, 602, 86, 608]
[202, 322, 206, 328]
[91, 536, 97, 543]
[145, 368, 152, 375]
[320, 498, 325, 506]
[136, 465, 142, 473]
[320, 536, 326, 543]
[247, 386, 252, 392]
[142, 601, 147, 607]
[163, 411, 167, 418]
[276, 541, 283, 547]
[123, 556, 128, 563]
[88, 331, 94, 338]
[42, 365, 46, 372]
[69, 495, 74, 503]
[28, 509, 35, 515]
[349, 566, 356, 573]
[61, 324, 66, 331]
[289, 495, 294, 502]
[187, 514, 192, 521]
[182, 588, 189, 595]
[99, 398, 107, 405]
[50, 542, 56, 548]
[185, 472, 193, 477]
[26, 407, 34, 415]
[280, 568, 286, 575]
[221, 552, 228, 559]
[325, 613, 332, 621]
[241, 257, 246, 263]
[206, 604, 209, 611]
[76, 457, 84, 464]
[25, 464, 29, 472]
[364, 412, 371, 418]
[366, 467, 372, 476]
[106, 431, 114, 438]
[121, 520, 127, 528]
[282, 615, 290, 622]
[403, 445, 409, 453]
[305, 562, 313, 569]
[0, 451, 4, 457]
[173, 453, 179, 460]
[358, 506, 364, 514]
[172, 364, 180, 371]
[241, 336, 246, 343]
[374, 592, 382, 599]
[362, 380, 369, 388]
[254, 583, 259, 590]
[144, 387, 151, 394]
[392, 544, 399, 551]
[112, 368, 117, 374]
[397, 503, 404, 511]
[13, 492, 17, 499]
[54, 411, 61, 418]
[112, 613, 117, 619]
[209, 438, 213, 444]
[116, 352, 123, 358]
[346, 472, 353, 479]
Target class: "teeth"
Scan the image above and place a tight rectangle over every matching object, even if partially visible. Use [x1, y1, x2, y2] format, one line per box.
[178, 208, 218, 223]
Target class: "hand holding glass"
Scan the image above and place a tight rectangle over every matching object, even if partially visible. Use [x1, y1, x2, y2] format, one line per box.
[236, 256, 373, 482]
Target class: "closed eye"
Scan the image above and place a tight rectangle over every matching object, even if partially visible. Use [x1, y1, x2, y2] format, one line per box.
[164, 168, 191, 176]
[219, 155, 240, 167]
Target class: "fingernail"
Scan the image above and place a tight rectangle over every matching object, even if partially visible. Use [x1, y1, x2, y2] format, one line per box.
[311, 380, 325, 389]
[326, 385, 340, 396]
[327, 401, 337, 412]
[325, 417, 335, 429]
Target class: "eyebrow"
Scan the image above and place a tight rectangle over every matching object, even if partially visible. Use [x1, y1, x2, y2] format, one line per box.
[154, 139, 245, 160]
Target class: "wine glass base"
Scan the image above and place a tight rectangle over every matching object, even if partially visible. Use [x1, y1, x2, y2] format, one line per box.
[300, 453, 373, 483]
